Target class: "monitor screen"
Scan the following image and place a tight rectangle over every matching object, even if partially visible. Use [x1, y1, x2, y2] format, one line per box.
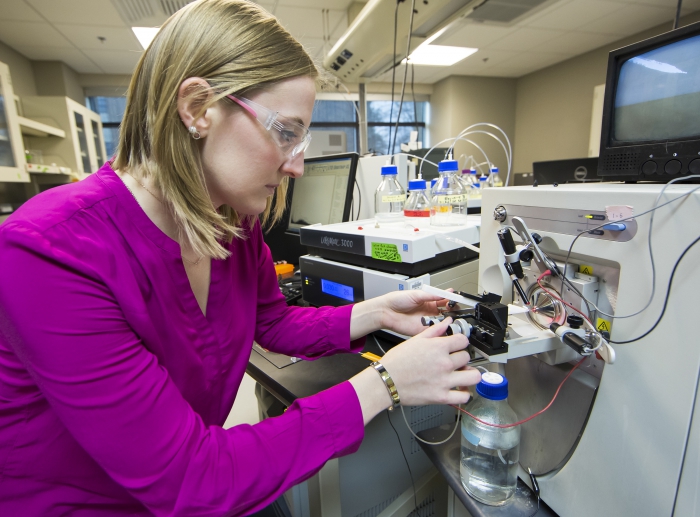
[287, 155, 356, 232]
[613, 34, 700, 143]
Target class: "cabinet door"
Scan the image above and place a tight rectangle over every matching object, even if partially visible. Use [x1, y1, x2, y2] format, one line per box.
[0, 62, 28, 182]
[89, 113, 107, 167]
[72, 110, 92, 173]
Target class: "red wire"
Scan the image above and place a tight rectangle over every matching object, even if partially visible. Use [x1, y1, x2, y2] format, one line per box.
[535, 270, 592, 325]
[450, 357, 586, 428]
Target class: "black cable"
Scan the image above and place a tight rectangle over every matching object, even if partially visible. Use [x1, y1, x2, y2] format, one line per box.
[411, 62, 418, 134]
[386, 410, 418, 513]
[390, 0, 417, 157]
[609, 233, 700, 344]
[387, 0, 401, 156]
[674, 0, 683, 29]
[354, 177, 362, 220]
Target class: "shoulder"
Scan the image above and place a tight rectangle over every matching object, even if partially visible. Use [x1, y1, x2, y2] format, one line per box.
[0, 164, 125, 270]
[2, 163, 119, 237]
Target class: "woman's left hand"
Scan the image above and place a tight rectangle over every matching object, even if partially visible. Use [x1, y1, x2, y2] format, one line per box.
[350, 290, 450, 340]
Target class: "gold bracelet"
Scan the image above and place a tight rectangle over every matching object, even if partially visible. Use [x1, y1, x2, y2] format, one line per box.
[370, 361, 400, 411]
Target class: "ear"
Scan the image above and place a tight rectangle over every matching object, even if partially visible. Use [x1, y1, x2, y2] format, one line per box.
[177, 77, 213, 138]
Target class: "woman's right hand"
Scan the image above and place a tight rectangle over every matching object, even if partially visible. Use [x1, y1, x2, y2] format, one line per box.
[349, 318, 482, 424]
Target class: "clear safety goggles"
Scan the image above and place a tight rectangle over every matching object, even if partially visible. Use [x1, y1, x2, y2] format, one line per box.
[226, 95, 312, 158]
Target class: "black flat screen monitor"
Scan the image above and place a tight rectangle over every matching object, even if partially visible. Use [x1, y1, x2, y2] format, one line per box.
[598, 20, 700, 181]
[286, 153, 358, 233]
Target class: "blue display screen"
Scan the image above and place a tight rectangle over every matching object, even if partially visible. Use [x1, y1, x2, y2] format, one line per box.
[321, 279, 354, 302]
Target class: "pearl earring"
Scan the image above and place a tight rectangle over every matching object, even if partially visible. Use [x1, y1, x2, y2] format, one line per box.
[188, 126, 201, 140]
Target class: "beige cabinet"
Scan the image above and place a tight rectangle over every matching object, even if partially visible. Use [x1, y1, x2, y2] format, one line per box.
[21, 96, 107, 174]
[0, 62, 29, 183]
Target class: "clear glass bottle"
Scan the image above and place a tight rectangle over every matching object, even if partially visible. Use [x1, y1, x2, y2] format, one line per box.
[478, 174, 488, 192]
[461, 372, 521, 506]
[374, 164, 406, 223]
[431, 159, 468, 226]
[459, 168, 474, 189]
[404, 179, 431, 226]
[490, 166, 504, 187]
[467, 180, 481, 200]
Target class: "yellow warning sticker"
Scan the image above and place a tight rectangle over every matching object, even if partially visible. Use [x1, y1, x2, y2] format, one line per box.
[596, 318, 612, 333]
[579, 264, 594, 276]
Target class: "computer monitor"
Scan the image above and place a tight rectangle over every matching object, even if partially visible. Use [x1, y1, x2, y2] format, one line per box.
[286, 153, 359, 233]
[598, 20, 700, 181]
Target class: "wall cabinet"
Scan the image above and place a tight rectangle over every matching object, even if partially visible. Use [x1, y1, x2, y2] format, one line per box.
[0, 62, 29, 183]
[21, 96, 107, 174]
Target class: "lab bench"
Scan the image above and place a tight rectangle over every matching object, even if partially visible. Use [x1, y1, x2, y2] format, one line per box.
[246, 334, 553, 517]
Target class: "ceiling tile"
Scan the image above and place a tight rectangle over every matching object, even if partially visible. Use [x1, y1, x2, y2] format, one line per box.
[1, 0, 45, 22]
[487, 27, 566, 51]
[54, 25, 142, 52]
[578, 4, 677, 35]
[436, 22, 518, 48]
[526, 0, 624, 30]
[529, 30, 620, 54]
[26, 0, 125, 27]
[0, 21, 73, 49]
[274, 5, 347, 40]
[13, 46, 102, 73]
[81, 49, 142, 75]
[276, 0, 352, 9]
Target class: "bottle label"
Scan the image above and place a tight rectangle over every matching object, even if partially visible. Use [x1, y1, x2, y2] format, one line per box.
[436, 194, 467, 204]
[381, 194, 406, 203]
[462, 427, 481, 446]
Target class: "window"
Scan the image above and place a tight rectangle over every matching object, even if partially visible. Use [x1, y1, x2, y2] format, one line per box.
[310, 98, 428, 155]
[367, 100, 427, 155]
[310, 100, 358, 153]
[87, 96, 126, 158]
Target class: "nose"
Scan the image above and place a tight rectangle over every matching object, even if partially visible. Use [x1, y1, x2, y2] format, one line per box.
[280, 151, 304, 179]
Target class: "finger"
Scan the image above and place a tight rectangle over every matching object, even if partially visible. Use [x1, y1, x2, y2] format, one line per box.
[449, 350, 471, 370]
[445, 388, 471, 405]
[450, 368, 482, 388]
[443, 332, 469, 353]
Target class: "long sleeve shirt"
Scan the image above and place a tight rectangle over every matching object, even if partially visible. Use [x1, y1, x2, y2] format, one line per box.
[0, 163, 365, 516]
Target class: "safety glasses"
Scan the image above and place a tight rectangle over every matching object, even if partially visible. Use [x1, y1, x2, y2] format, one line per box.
[226, 95, 312, 158]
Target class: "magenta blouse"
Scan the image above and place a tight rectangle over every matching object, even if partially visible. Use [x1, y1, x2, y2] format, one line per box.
[0, 163, 365, 516]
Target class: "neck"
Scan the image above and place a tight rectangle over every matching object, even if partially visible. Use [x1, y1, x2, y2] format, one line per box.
[117, 168, 180, 242]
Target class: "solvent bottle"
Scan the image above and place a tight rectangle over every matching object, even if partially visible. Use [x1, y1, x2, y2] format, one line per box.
[460, 372, 521, 506]
[459, 169, 474, 188]
[374, 164, 405, 223]
[491, 166, 504, 187]
[404, 179, 431, 227]
[431, 159, 467, 226]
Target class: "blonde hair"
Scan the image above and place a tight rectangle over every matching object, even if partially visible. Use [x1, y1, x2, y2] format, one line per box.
[114, 0, 319, 259]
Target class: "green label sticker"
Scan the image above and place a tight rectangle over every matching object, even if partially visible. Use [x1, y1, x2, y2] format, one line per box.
[371, 242, 402, 262]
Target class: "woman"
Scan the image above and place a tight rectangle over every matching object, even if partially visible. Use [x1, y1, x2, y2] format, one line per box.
[0, 1, 481, 515]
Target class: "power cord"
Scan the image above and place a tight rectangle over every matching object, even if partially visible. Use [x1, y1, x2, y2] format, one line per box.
[390, 0, 417, 156]
[560, 176, 700, 321]
[387, 0, 401, 155]
[387, 410, 418, 514]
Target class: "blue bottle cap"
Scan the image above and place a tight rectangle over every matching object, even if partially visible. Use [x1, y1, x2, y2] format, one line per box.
[476, 372, 508, 400]
[381, 165, 398, 175]
[438, 159, 459, 172]
[470, 168, 477, 174]
[430, 179, 437, 187]
[490, 167, 499, 174]
[408, 179, 427, 190]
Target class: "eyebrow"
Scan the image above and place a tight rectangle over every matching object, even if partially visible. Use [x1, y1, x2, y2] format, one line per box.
[286, 115, 306, 127]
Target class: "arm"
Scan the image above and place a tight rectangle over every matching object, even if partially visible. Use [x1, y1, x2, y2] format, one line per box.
[0, 222, 364, 516]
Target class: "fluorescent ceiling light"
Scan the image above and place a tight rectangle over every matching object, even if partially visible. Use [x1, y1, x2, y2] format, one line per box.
[132, 27, 160, 50]
[403, 45, 478, 66]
